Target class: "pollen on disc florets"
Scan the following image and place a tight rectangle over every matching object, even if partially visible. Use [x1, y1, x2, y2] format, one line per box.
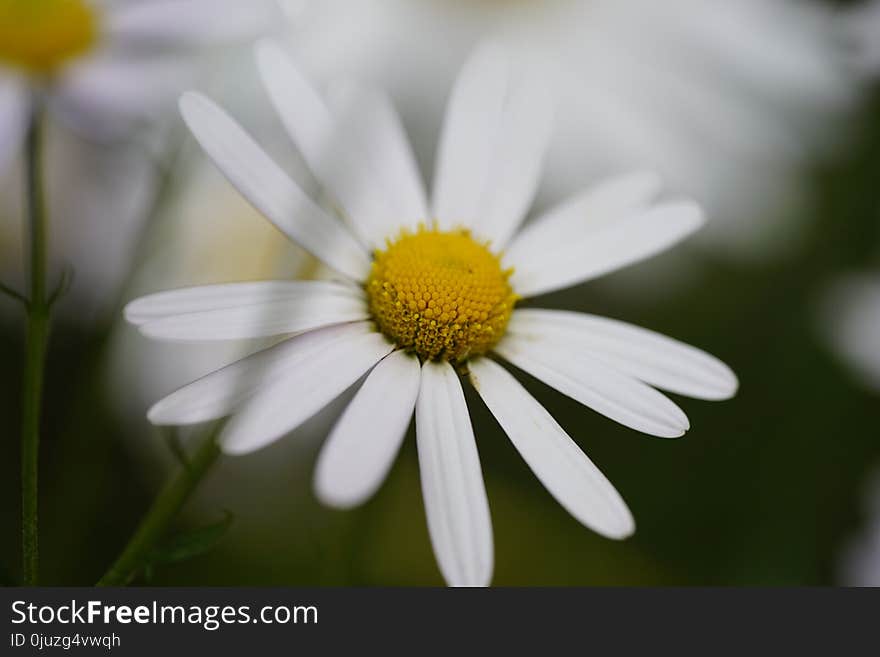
[0, 0, 98, 75]
[367, 225, 517, 363]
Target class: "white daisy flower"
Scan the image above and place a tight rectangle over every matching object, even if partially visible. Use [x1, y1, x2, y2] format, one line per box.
[286, 0, 855, 256]
[0, 0, 282, 169]
[126, 43, 738, 586]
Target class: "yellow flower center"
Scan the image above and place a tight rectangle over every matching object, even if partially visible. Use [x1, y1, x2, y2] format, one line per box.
[367, 226, 517, 363]
[0, 0, 98, 75]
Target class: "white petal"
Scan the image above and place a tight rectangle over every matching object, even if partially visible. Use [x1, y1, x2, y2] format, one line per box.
[0, 76, 28, 173]
[821, 275, 880, 390]
[314, 350, 420, 509]
[468, 65, 554, 249]
[256, 41, 420, 248]
[139, 298, 367, 342]
[507, 200, 705, 298]
[506, 171, 663, 257]
[106, 0, 279, 48]
[495, 334, 690, 438]
[220, 332, 394, 454]
[468, 358, 634, 539]
[416, 360, 493, 587]
[147, 322, 373, 426]
[127, 282, 368, 341]
[179, 92, 370, 280]
[431, 43, 509, 231]
[51, 55, 196, 140]
[508, 309, 738, 400]
[125, 281, 363, 325]
[325, 79, 428, 237]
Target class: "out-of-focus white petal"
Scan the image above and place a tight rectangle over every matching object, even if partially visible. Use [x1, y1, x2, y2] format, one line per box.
[136, 296, 368, 342]
[416, 360, 493, 587]
[507, 171, 662, 255]
[507, 200, 705, 298]
[125, 281, 363, 325]
[50, 55, 196, 139]
[282, 0, 853, 258]
[508, 309, 738, 400]
[147, 321, 373, 426]
[179, 92, 370, 280]
[495, 333, 689, 438]
[431, 42, 509, 232]
[0, 76, 28, 173]
[220, 331, 394, 454]
[325, 79, 428, 237]
[256, 40, 424, 248]
[467, 65, 554, 249]
[105, 0, 281, 49]
[126, 281, 367, 342]
[469, 358, 634, 539]
[314, 350, 420, 509]
[820, 274, 880, 390]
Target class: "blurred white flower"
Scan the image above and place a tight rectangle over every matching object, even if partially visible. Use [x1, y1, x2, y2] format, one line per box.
[820, 274, 880, 390]
[0, 0, 283, 164]
[838, 469, 880, 586]
[0, 0, 286, 320]
[125, 43, 738, 585]
[286, 0, 856, 257]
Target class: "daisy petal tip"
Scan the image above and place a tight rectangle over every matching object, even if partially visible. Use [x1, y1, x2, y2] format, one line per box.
[145, 404, 169, 427]
[217, 437, 259, 457]
[698, 360, 739, 401]
[657, 405, 689, 438]
[657, 422, 688, 439]
[314, 490, 358, 512]
[719, 368, 740, 400]
[312, 472, 363, 511]
[609, 520, 636, 541]
[178, 90, 203, 114]
[597, 508, 636, 540]
[178, 91, 216, 130]
[122, 298, 145, 326]
[680, 200, 707, 231]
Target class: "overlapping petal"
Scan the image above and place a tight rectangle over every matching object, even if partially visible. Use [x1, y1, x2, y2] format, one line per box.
[179, 92, 370, 280]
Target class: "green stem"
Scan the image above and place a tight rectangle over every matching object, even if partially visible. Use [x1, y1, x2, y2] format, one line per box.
[96, 430, 222, 586]
[21, 101, 49, 586]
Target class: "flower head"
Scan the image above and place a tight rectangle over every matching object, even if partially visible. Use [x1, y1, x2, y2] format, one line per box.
[368, 226, 516, 362]
[0, 0, 98, 74]
[127, 42, 738, 586]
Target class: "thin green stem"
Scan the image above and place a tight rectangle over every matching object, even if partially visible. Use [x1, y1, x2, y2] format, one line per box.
[21, 101, 49, 586]
[96, 430, 222, 586]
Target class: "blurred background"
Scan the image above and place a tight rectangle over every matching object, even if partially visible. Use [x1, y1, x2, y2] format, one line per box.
[2, 0, 880, 586]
